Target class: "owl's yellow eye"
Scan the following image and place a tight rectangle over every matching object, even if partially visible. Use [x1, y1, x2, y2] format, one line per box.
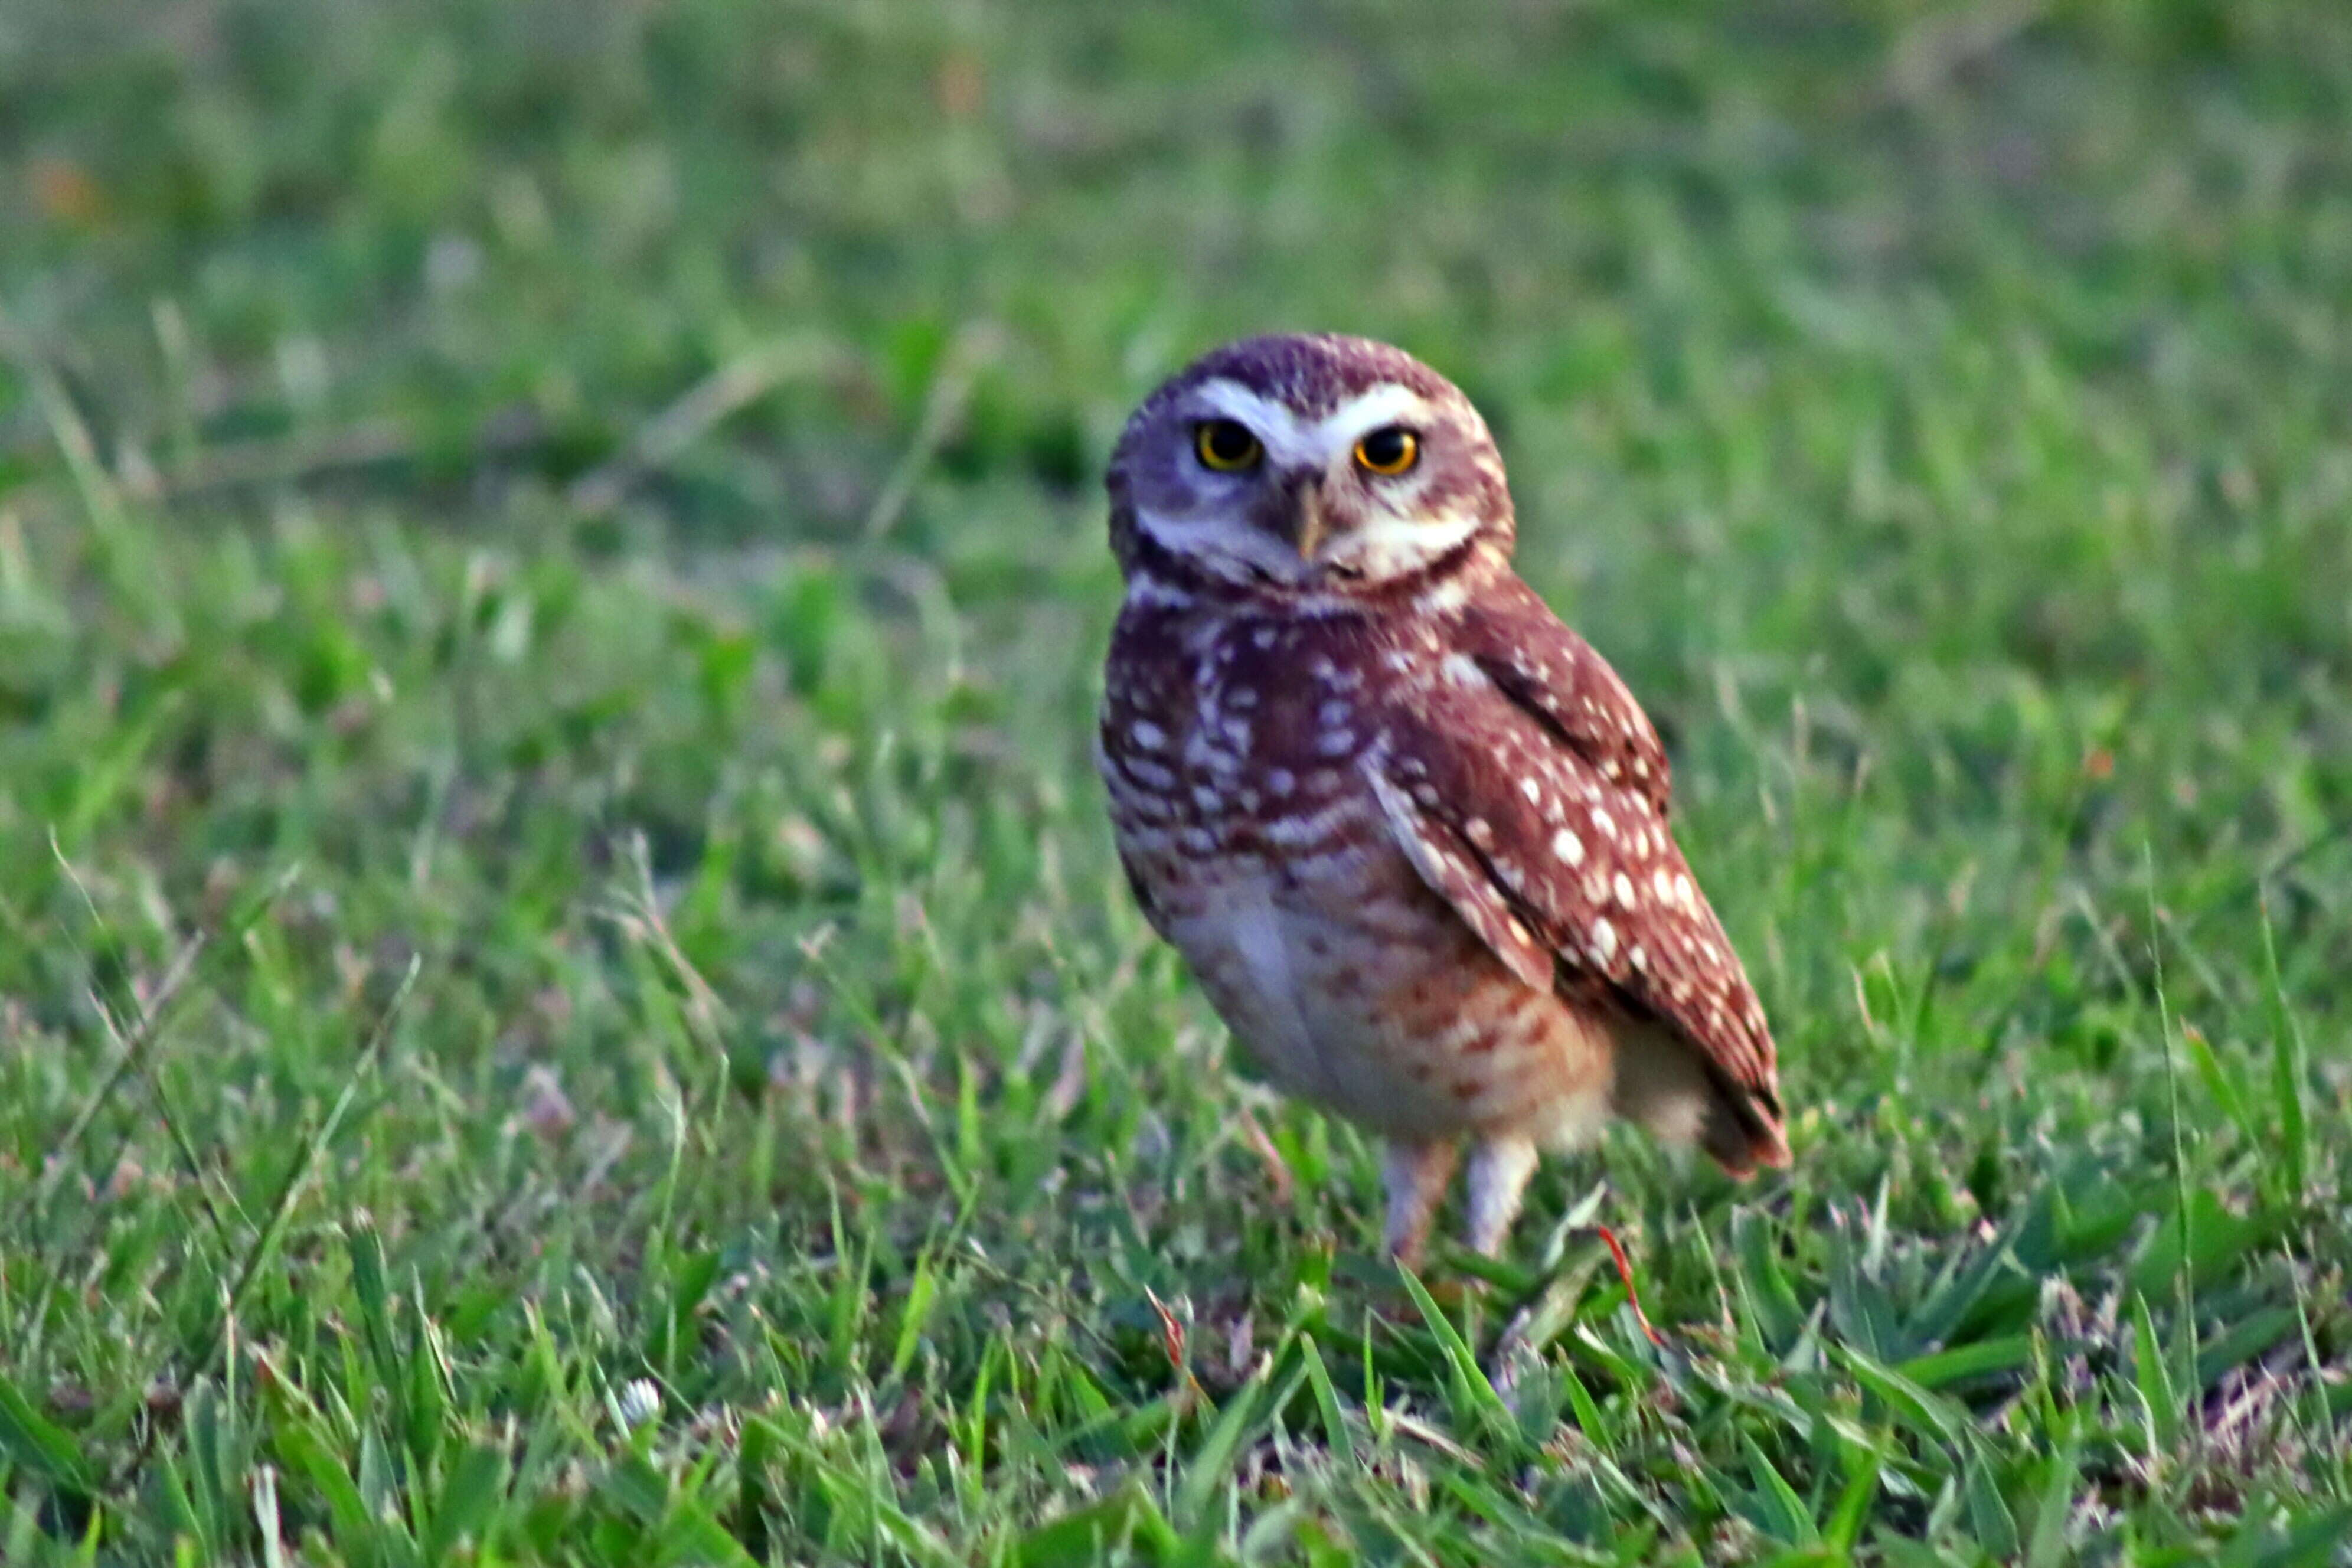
[1194, 420, 1262, 472]
[1353, 426, 1420, 476]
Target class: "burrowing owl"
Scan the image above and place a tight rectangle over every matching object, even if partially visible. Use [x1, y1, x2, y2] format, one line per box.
[1096, 334, 1789, 1263]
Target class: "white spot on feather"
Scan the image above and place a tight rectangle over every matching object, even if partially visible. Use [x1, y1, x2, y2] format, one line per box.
[1122, 573, 1195, 609]
[1414, 577, 1468, 615]
[1439, 653, 1485, 688]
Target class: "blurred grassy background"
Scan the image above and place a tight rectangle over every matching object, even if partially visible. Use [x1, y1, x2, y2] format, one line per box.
[4, 1, 2351, 1562]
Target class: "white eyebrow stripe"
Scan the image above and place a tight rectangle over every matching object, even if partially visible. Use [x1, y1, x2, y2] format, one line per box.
[1193, 380, 1315, 466]
[1191, 380, 1440, 469]
[1311, 386, 1439, 454]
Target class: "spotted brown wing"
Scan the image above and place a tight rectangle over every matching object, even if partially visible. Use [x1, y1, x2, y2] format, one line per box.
[1365, 596, 1787, 1169]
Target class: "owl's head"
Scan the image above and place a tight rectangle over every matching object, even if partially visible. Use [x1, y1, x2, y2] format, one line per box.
[1107, 334, 1513, 602]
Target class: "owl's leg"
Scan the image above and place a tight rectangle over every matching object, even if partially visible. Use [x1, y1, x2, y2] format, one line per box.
[1464, 1135, 1540, 1256]
[1380, 1139, 1459, 1267]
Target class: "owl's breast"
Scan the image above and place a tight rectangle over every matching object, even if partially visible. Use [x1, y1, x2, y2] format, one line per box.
[1097, 604, 1405, 881]
[1098, 603, 1583, 1133]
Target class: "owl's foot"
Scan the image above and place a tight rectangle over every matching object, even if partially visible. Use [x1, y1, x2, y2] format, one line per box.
[1464, 1135, 1540, 1256]
[1380, 1139, 1459, 1268]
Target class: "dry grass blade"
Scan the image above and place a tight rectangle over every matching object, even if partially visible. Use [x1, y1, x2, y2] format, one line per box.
[567, 334, 850, 515]
[861, 322, 1003, 541]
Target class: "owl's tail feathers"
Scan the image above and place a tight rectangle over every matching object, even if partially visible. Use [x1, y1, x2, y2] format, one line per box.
[1697, 1075, 1790, 1177]
[1615, 1030, 1790, 1177]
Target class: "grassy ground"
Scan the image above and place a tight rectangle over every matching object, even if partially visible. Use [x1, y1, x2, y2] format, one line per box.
[4, 1, 2350, 1561]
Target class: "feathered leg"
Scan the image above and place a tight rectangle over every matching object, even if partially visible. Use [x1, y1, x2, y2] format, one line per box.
[1381, 1139, 1458, 1266]
[1464, 1135, 1540, 1256]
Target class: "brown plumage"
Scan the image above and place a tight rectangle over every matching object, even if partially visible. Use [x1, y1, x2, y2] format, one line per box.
[1096, 333, 1788, 1262]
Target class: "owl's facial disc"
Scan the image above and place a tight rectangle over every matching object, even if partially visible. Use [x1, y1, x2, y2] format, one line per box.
[1137, 380, 1479, 590]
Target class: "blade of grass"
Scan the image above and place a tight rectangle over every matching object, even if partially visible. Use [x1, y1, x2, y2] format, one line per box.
[1299, 1335, 1358, 1468]
[182, 956, 420, 1381]
[1394, 1265, 1514, 1441]
[2256, 901, 2309, 1206]
[2144, 846, 2200, 1419]
[0, 1370, 97, 1496]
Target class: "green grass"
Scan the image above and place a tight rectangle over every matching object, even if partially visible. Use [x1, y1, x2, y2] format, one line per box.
[4, 0, 2350, 1561]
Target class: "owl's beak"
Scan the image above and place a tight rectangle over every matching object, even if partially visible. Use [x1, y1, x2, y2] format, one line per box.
[1278, 475, 1329, 560]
